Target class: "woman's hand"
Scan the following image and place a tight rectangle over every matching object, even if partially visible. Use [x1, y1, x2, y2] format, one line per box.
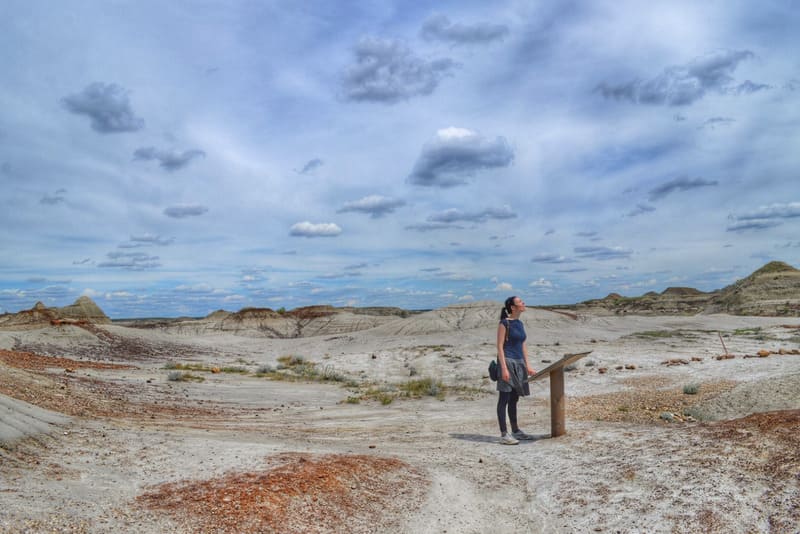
[527, 365, 536, 376]
[501, 367, 510, 382]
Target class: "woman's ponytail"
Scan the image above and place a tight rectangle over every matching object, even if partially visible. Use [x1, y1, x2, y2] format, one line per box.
[499, 296, 517, 320]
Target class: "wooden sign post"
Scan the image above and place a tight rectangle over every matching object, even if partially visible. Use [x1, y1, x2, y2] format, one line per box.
[528, 351, 592, 437]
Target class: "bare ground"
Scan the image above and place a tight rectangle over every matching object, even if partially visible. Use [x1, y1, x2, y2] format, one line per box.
[0, 312, 799, 533]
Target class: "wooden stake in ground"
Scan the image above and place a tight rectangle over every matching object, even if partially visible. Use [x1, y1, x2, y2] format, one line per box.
[528, 351, 592, 437]
[718, 331, 730, 357]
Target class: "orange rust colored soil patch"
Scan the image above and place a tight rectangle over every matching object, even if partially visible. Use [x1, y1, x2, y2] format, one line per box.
[0, 349, 136, 371]
[137, 452, 428, 533]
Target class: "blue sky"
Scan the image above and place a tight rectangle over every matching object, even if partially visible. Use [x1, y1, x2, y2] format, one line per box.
[1, 1, 799, 318]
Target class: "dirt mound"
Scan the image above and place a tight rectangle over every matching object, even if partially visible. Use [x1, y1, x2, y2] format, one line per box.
[707, 261, 800, 316]
[146, 305, 414, 338]
[574, 261, 800, 316]
[687, 372, 800, 421]
[137, 452, 428, 533]
[0, 297, 111, 329]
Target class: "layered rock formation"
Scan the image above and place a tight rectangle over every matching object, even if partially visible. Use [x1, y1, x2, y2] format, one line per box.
[0, 297, 111, 329]
[571, 261, 800, 316]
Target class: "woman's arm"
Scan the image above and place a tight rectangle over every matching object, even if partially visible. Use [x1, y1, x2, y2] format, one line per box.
[496, 322, 510, 382]
[522, 338, 535, 376]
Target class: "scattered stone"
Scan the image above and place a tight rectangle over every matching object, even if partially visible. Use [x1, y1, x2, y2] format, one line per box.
[757, 349, 770, 358]
[691, 357, 703, 362]
[211, 367, 221, 373]
[661, 358, 689, 366]
[716, 354, 735, 360]
[625, 364, 636, 370]
[598, 367, 607, 374]
[615, 365, 623, 370]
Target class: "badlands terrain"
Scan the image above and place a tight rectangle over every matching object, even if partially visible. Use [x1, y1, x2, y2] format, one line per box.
[1, 262, 799, 533]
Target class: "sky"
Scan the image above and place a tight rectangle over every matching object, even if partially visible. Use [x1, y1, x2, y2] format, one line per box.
[1, 1, 799, 318]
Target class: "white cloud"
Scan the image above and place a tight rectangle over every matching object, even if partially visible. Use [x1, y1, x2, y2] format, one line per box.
[289, 222, 342, 238]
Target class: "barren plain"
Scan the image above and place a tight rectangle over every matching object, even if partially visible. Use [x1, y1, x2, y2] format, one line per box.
[1, 303, 799, 533]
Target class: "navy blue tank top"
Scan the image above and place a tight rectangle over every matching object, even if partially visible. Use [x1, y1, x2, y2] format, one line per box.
[501, 319, 526, 360]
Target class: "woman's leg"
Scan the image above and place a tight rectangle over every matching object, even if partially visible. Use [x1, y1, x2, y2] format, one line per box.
[497, 391, 511, 434]
[508, 390, 520, 432]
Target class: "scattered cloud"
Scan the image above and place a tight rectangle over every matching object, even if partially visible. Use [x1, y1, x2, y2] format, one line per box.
[61, 82, 145, 133]
[427, 205, 516, 223]
[405, 222, 463, 232]
[289, 221, 342, 237]
[341, 37, 457, 103]
[733, 80, 771, 95]
[597, 50, 755, 106]
[133, 146, 205, 171]
[574, 246, 633, 260]
[338, 195, 406, 218]
[531, 253, 574, 264]
[298, 158, 323, 174]
[648, 176, 718, 201]
[700, 117, 735, 129]
[529, 278, 553, 288]
[163, 205, 209, 218]
[627, 204, 656, 217]
[727, 202, 800, 232]
[118, 234, 174, 248]
[40, 188, 67, 205]
[495, 282, 513, 291]
[420, 14, 509, 45]
[97, 251, 160, 270]
[408, 127, 514, 187]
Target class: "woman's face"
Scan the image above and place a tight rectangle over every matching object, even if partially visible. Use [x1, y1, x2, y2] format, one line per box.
[511, 297, 526, 313]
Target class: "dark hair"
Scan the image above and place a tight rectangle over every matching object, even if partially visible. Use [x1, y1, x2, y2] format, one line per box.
[500, 295, 518, 320]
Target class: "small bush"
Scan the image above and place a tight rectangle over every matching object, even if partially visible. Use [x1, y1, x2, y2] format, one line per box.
[683, 383, 700, 395]
[398, 377, 446, 400]
[345, 396, 361, 404]
[221, 366, 248, 374]
[167, 371, 204, 382]
[255, 364, 274, 375]
[167, 371, 183, 381]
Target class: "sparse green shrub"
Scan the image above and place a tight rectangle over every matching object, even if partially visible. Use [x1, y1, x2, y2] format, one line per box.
[276, 355, 305, 369]
[221, 366, 248, 374]
[399, 377, 446, 400]
[256, 364, 274, 375]
[345, 396, 361, 404]
[167, 370, 183, 381]
[683, 383, 700, 395]
[167, 371, 204, 382]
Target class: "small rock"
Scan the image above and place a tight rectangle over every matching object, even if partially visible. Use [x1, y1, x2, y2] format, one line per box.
[625, 364, 636, 370]
[757, 349, 770, 357]
[598, 368, 607, 374]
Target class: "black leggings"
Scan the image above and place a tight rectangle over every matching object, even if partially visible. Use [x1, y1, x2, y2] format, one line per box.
[497, 390, 520, 434]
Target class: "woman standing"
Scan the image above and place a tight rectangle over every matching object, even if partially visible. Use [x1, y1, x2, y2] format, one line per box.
[496, 296, 537, 445]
